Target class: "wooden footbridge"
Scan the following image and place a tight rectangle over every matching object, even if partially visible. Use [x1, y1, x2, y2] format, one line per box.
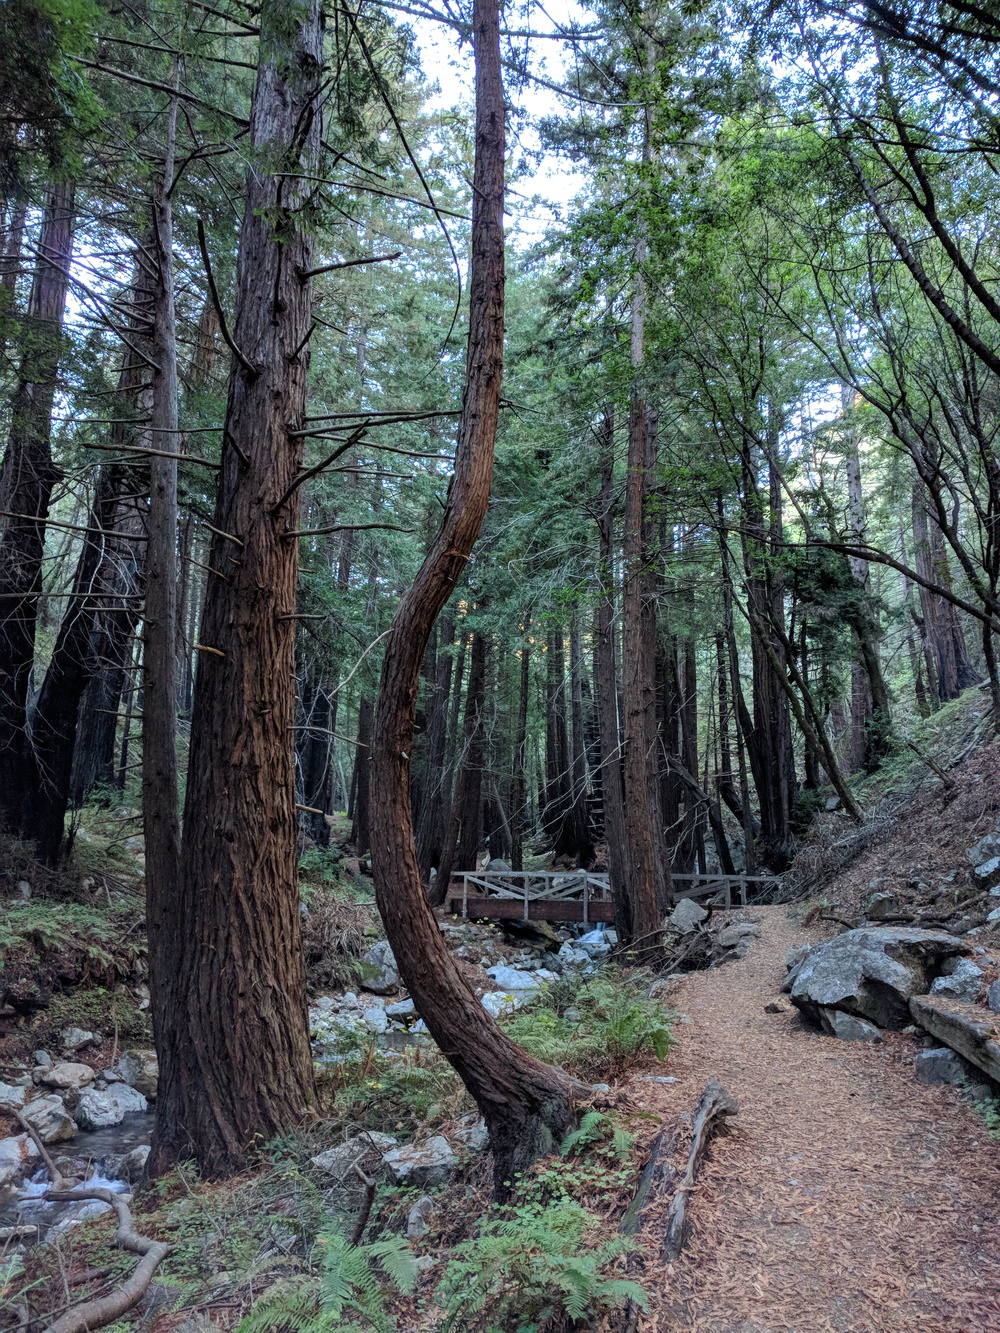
[447, 869, 780, 925]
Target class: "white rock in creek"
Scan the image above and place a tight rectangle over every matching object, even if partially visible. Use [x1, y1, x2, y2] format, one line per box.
[930, 957, 984, 1003]
[360, 941, 400, 994]
[33, 1051, 51, 1068]
[577, 929, 611, 959]
[39, 1062, 95, 1092]
[314, 996, 336, 1014]
[0, 1083, 26, 1111]
[486, 965, 544, 992]
[363, 1006, 389, 1034]
[382, 1136, 455, 1188]
[481, 991, 523, 1018]
[385, 999, 415, 1019]
[0, 1134, 38, 1188]
[112, 1051, 158, 1101]
[310, 1131, 398, 1182]
[21, 1094, 76, 1144]
[74, 1084, 147, 1130]
[669, 898, 708, 933]
[556, 942, 590, 969]
[60, 1028, 100, 1053]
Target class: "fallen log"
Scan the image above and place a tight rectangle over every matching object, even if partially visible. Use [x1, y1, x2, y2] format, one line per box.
[662, 1078, 738, 1262]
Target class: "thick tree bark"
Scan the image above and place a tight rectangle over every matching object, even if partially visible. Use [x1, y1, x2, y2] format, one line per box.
[0, 180, 75, 836]
[416, 608, 456, 881]
[369, 0, 580, 1197]
[148, 0, 322, 1177]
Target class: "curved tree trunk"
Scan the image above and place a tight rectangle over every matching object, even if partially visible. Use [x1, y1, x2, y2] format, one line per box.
[369, 0, 581, 1198]
[148, 0, 322, 1177]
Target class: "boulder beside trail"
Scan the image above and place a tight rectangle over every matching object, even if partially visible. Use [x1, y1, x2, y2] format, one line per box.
[670, 899, 708, 933]
[789, 927, 967, 1030]
[818, 1008, 883, 1042]
[909, 994, 1000, 1085]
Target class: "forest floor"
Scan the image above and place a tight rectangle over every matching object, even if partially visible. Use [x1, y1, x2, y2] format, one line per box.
[623, 906, 1000, 1333]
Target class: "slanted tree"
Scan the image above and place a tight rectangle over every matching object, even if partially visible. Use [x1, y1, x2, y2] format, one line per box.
[369, 0, 583, 1197]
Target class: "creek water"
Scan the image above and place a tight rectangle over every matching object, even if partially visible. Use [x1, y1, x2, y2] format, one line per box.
[1, 1110, 154, 1241]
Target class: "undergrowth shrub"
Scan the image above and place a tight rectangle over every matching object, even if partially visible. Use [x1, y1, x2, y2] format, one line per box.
[503, 971, 673, 1080]
[435, 1199, 646, 1333]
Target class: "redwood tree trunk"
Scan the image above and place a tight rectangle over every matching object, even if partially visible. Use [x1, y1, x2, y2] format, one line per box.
[369, 0, 581, 1197]
[0, 180, 75, 836]
[148, 0, 322, 1177]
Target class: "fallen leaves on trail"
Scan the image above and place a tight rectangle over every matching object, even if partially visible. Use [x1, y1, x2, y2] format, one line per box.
[625, 908, 1000, 1333]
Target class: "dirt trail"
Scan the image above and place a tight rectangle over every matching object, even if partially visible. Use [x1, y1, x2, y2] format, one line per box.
[628, 906, 1000, 1332]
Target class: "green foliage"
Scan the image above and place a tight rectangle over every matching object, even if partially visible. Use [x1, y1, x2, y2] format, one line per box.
[233, 1230, 416, 1333]
[435, 1199, 646, 1333]
[561, 1108, 634, 1161]
[503, 971, 673, 1081]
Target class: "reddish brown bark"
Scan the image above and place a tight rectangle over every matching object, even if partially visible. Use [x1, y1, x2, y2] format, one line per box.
[369, 0, 580, 1196]
[148, 0, 322, 1177]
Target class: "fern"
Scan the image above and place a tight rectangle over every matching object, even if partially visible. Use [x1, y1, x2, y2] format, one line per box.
[435, 1200, 647, 1332]
[234, 1229, 415, 1333]
[561, 1109, 634, 1159]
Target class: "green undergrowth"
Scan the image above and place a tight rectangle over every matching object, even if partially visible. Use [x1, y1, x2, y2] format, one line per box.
[502, 969, 674, 1082]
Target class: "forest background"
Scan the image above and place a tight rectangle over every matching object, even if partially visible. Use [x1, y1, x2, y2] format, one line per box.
[2, 0, 999, 1198]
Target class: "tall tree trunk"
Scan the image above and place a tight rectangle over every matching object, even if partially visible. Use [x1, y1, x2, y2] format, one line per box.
[144, 82, 183, 1050]
[0, 179, 75, 835]
[911, 482, 978, 701]
[369, 0, 580, 1197]
[510, 618, 530, 871]
[594, 407, 630, 905]
[148, 0, 322, 1177]
[619, 251, 670, 948]
[567, 611, 595, 866]
[454, 628, 488, 873]
[350, 696, 373, 854]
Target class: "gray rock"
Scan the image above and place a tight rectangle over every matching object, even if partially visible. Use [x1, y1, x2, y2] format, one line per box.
[362, 1006, 388, 1034]
[577, 928, 611, 959]
[0, 1082, 26, 1110]
[967, 831, 1000, 868]
[113, 1051, 158, 1101]
[717, 923, 760, 949]
[75, 1084, 148, 1130]
[360, 941, 400, 994]
[988, 980, 1000, 1013]
[21, 1094, 76, 1144]
[60, 1028, 100, 1054]
[556, 941, 590, 969]
[669, 898, 708, 933]
[39, 1062, 95, 1092]
[407, 1195, 436, 1240]
[452, 1119, 488, 1152]
[310, 1132, 398, 1182]
[818, 1008, 883, 1042]
[485, 858, 511, 872]
[382, 1135, 455, 1188]
[974, 857, 1000, 891]
[385, 999, 415, 1019]
[33, 1050, 51, 1068]
[15, 880, 31, 899]
[789, 927, 967, 1029]
[987, 908, 1000, 922]
[914, 1046, 968, 1086]
[930, 957, 984, 1002]
[784, 944, 813, 973]
[0, 1135, 38, 1188]
[863, 891, 900, 921]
